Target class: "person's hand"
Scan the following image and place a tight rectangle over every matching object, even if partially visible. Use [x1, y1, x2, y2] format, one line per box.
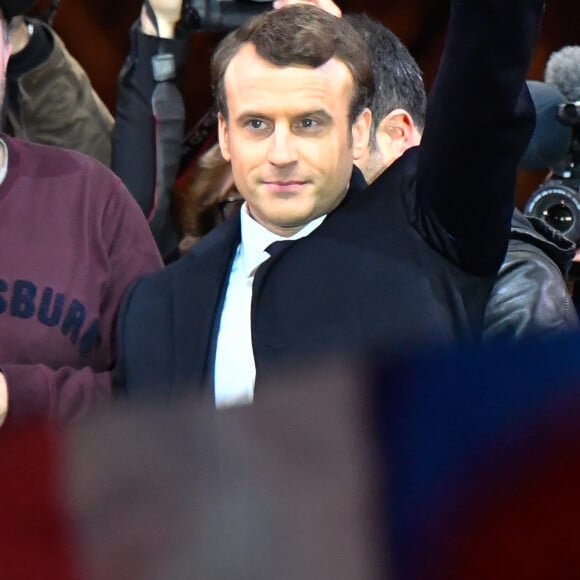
[141, 0, 183, 38]
[273, 0, 342, 17]
[0, 372, 7, 428]
[8, 17, 31, 55]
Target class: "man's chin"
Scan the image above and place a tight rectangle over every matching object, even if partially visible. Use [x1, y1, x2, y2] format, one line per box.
[263, 212, 318, 237]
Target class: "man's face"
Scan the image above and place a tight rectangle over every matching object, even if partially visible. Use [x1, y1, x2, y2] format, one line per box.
[218, 43, 371, 237]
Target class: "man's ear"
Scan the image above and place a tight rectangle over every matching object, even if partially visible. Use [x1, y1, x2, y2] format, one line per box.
[375, 108, 421, 160]
[217, 112, 232, 162]
[351, 107, 372, 161]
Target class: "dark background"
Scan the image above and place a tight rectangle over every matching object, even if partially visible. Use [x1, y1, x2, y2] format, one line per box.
[30, 0, 579, 205]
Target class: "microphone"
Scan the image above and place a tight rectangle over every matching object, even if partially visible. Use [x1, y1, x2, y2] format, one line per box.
[519, 80, 573, 170]
[545, 45, 580, 103]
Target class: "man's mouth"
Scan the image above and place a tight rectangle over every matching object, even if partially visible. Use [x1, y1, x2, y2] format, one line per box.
[263, 180, 308, 194]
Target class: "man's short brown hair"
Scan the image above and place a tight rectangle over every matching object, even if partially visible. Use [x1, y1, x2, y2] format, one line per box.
[211, 4, 375, 124]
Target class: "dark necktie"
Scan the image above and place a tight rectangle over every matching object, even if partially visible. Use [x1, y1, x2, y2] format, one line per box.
[265, 239, 295, 258]
[252, 239, 294, 294]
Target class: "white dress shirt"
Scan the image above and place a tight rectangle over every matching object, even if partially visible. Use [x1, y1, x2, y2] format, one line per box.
[214, 204, 325, 408]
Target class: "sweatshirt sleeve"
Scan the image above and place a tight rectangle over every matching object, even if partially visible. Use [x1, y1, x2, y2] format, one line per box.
[1, 365, 112, 424]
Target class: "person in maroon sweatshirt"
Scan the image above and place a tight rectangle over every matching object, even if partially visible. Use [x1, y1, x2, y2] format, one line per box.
[0, 6, 163, 426]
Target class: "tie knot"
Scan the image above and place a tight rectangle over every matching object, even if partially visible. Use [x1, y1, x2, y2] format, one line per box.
[265, 240, 294, 258]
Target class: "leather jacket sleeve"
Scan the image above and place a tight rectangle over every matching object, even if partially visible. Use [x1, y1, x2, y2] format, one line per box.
[483, 210, 579, 340]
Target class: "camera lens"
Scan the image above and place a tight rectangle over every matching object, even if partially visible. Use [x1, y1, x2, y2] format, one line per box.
[524, 182, 580, 242]
[542, 202, 574, 233]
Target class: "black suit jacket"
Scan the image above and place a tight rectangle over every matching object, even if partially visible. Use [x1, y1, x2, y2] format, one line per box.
[115, 0, 544, 398]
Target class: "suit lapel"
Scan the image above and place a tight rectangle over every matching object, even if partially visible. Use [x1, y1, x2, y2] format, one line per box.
[170, 166, 366, 394]
[171, 216, 241, 392]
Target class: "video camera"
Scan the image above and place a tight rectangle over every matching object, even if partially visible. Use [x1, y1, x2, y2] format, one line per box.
[523, 87, 580, 241]
[0, 0, 37, 19]
[522, 47, 580, 243]
[185, 0, 272, 31]
[523, 91, 580, 241]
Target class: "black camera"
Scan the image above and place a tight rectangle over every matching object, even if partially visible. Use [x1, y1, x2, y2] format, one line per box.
[0, 0, 37, 19]
[187, 0, 273, 31]
[523, 81, 580, 242]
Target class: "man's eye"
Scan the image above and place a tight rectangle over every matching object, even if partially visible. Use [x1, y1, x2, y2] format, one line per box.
[299, 118, 318, 129]
[248, 119, 265, 130]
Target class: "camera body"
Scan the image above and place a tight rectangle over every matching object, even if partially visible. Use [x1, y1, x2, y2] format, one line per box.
[524, 101, 580, 241]
[188, 0, 272, 31]
[0, 0, 37, 19]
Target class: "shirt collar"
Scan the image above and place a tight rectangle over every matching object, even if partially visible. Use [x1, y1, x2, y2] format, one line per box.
[239, 203, 326, 277]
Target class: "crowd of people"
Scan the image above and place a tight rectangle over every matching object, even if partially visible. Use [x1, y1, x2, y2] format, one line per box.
[0, 0, 575, 422]
[4, 0, 580, 575]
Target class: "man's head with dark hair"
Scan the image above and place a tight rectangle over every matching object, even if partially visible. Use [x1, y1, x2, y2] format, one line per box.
[346, 13, 427, 183]
[346, 13, 426, 137]
[212, 4, 374, 124]
[212, 4, 374, 238]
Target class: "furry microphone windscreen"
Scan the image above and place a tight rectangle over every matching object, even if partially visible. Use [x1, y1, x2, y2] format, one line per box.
[545, 45, 580, 103]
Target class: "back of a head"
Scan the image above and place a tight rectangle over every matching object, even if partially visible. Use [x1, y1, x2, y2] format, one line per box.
[211, 4, 375, 123]
[345, 13, 426, 136]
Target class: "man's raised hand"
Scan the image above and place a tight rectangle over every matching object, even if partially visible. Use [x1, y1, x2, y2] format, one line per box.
[141, 0, 183, 38]
[273, 0, 342, 18]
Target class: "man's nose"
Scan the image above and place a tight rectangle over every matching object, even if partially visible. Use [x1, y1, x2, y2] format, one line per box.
[267, 126, 298, 167]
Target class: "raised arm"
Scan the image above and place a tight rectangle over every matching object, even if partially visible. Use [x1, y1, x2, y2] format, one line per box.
[417, 0, 545, 275]
[5, 17, 113, 166]
[112, 0, 193, 263]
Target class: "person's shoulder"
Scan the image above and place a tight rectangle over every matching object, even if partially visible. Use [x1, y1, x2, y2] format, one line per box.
[5, 134, 137, 206]
[5, 134, 106, 172]
[367, 146, 419, 192]
[134, 251, 198, 292]
[120, 254, 196, 324]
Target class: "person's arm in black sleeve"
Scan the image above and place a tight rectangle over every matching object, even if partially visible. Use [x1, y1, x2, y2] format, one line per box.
[112, 1, 194, 263]
[416, 0, 545, 276]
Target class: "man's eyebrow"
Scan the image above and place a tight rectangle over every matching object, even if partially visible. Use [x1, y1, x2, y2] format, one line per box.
[234, 111, 270, 124]
[293, 110, 333, 122]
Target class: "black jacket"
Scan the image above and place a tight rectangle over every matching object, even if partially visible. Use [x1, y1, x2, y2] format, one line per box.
[484, 209, 578, 340]
[112, 23, 192, 263]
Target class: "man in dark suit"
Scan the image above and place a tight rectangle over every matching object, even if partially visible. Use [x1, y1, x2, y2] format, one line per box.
[115, 0, 545, 406]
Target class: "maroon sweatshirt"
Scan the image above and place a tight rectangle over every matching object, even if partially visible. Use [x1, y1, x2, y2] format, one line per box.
[0, 135, 162, 424]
